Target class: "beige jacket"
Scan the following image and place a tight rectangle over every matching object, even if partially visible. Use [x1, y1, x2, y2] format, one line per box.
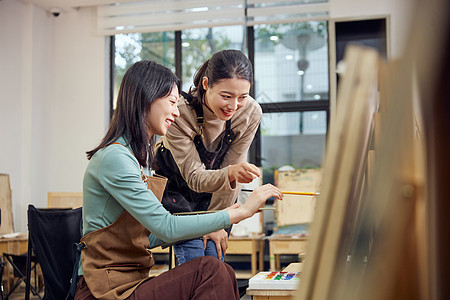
[155, 95, 262, 210]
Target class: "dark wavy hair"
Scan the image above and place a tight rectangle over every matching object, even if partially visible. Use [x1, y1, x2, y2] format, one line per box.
[86, 60, 180, 168]
[188, 49, 253, 106]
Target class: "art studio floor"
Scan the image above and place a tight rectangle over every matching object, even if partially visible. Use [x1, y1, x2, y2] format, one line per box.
[5, 282, 252, 300]
[5, 286, 43, 300]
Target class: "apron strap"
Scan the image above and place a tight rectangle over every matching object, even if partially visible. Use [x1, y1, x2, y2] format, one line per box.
[181, 91, 204, 127]
[180, 91, 231, 134]
[65, 223, 86, 300]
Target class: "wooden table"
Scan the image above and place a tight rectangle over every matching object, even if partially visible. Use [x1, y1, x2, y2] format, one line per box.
[246, 263, 302, 300]
[268, 236, 308, 271]
[226, 235, 264, 279]
[0, 233, 29, 294]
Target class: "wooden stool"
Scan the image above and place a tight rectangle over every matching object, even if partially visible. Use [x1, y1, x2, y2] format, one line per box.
[268, 236, 307, 271]
[226, 235, 265, 279]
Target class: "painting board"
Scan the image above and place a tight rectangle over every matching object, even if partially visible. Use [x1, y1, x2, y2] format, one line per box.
[275, 169, 321, 227]
[47, 192, 83, 208]
[0, 174, 14, 234]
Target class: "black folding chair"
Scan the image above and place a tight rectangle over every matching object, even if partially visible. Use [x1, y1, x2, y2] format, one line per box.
[0, 257, 6, 300]
[24, 205, 82, 300]
[2, 252, 41, 299]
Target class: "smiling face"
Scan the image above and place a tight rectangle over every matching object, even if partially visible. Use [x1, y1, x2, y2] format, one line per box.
[146, 83, 180, 137]
[203, 77, 251, 121]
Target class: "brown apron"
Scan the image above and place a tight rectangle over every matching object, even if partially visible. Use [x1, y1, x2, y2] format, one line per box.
[80, 143, 167, 299]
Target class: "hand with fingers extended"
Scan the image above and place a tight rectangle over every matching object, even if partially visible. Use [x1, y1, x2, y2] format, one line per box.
[203, 229, 228, 260]
[226, 184, 282, 224]
[228, 162, 261, 184]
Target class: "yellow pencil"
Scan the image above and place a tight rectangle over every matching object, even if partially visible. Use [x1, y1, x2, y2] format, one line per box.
[241, 189, 319, 196]
[281, 191, 320, 196]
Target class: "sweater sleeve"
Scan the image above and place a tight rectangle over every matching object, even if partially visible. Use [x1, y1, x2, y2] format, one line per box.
[98, 146, 231, 244]
[161, 101, 234, 194]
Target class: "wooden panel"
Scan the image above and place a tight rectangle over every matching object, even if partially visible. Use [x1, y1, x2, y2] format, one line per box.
[226, 239, 254, 254]
[269, 239, 308, 255]
[268, 237, 308, 271]
[0, 174, 14, 234]
[48, 192, 83, 208]
[249, 292, 295, 300]
[275, 169, 321, 227]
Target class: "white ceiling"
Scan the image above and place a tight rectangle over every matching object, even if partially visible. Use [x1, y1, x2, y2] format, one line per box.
[19, 0, 135, 13]
[20, 0, 86, 12]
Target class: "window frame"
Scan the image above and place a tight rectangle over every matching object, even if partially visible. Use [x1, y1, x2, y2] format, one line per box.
[109, 24, 330, 167]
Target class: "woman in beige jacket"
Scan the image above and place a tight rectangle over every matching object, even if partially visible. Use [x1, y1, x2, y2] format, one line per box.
[155, 49, 263, 265]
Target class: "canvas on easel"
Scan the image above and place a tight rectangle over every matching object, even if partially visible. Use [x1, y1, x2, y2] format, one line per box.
[275, 168, 321, 228]
[294, 43, 380, 300]
[294, 0, 449, 299]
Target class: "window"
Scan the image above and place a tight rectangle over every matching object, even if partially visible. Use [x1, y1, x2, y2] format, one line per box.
[180, 26, 245, 91]
[113, 32, 176, 109]
[253, 21, 329, 183]
[113, 21, 330, 185]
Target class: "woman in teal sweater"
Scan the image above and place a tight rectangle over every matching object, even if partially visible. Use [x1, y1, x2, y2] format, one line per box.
[74, 60, 282, 300]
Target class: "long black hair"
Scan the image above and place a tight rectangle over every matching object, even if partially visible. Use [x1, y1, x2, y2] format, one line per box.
[188, 49, 253, 106]
[86, 60, 180, 168]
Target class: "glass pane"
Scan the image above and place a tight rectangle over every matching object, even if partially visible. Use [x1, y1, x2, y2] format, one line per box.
[254, 21, 329, 102]
[114, 32, 176, 109]
[181, 26, 245, 91]
[260, 111, 326, 184]
[254, 21, 329, 185]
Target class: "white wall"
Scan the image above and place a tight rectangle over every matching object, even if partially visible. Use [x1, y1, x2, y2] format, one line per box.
[0, 0, 107, 232]
[0, 0, 415, 233]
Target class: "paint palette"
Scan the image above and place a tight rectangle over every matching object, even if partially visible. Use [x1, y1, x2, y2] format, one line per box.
[248, 271, 300, 290]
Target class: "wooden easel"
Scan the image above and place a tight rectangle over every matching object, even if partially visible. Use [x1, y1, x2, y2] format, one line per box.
[295, 43, 380, 300]
[295, 0, 449, 299]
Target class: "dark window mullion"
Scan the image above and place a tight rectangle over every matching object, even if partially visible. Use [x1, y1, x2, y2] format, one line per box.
[247, 26, 260, 166]
[260, 100, 329, 113]
[109, 36, 115, 120]
[175, 31, 182, 86]
[247, 26, 255, 98]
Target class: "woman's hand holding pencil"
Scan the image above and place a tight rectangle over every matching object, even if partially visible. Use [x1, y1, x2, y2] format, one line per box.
[227, 184, 283, 224]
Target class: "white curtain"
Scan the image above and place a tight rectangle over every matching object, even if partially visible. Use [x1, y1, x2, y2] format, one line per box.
[93, 0, 329, 35]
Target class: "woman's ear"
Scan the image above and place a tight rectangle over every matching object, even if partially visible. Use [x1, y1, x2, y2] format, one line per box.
[202, 76, 209, 90]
